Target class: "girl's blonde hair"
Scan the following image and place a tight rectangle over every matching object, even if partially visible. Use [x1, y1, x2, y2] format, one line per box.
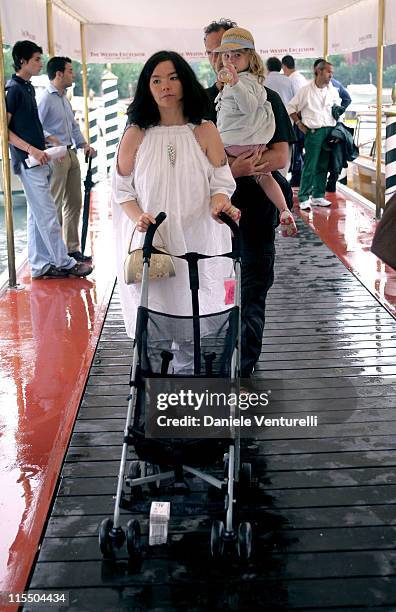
[246, 50, 265, 84]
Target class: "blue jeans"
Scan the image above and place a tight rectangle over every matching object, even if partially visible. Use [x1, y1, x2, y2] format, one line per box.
[19, 164, 76, 277]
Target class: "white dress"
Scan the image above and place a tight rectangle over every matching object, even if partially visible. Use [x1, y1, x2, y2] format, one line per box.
[111, 122, 236, 339]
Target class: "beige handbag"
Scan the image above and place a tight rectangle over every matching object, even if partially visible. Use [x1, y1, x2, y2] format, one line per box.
[124, 227, 176, 284]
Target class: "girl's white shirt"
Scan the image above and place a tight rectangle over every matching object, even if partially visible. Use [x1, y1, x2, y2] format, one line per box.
[215, 71, 276, 147]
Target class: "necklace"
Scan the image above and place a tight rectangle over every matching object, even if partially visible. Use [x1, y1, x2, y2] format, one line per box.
[167, 143, 176, 167]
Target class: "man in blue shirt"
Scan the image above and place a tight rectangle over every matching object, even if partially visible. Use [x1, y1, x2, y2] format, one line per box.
[265, 57, 294, 106]
[38, 57, 96, 262]
[265, 57, 294, 177]
[5, 40, 92, 279]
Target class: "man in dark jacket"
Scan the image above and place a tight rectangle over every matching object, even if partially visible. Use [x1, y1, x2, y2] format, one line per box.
[204, 19, 295, 378]
[324, 122, 359, 179]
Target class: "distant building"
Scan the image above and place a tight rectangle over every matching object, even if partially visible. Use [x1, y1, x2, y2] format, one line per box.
[347, 43, 396, 67]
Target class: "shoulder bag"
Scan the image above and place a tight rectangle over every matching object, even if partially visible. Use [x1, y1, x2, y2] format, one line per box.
[124, 226, 176, 284]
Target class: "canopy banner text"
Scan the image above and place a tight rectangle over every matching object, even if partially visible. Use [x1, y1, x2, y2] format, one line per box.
[329, 0, 377, 54]
[85, 20, 323, 64]
[1, 0, 47, 53]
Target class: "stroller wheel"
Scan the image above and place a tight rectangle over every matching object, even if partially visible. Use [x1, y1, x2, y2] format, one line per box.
[99, 518, 115, 558]
[239, 462, 252, 490]
[237, 521, 253, 561]
[127, 519, 142, 559]
[210, 520, 225, 558]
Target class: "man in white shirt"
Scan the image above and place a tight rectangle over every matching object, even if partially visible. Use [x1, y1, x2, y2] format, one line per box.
[281, 55, 307, 96]
[287, 60, 342, 210]
[264, 57, 294, 177]
[265, 57, 294, 106]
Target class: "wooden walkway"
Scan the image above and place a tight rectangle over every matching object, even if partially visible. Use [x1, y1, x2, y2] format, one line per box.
[26, 218, 396, 611]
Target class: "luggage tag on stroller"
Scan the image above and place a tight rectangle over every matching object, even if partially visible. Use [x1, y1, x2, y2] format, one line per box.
[149, 501, 170, 546]
[224, 276, 236, 305]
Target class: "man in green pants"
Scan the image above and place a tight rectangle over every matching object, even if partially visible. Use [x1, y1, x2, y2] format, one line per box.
[287, 60, 342, 211]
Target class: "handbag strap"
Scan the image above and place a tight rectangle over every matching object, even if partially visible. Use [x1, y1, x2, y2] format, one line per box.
[127, 224, 166, 254]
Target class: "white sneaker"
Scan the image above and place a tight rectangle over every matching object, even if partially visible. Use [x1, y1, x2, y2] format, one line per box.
[312, 197, 331, 207]
[299, 199, 311, 210]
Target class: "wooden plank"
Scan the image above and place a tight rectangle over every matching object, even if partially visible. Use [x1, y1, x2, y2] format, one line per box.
[280, 505, 396, 528]
[92, 346, 396, 367]
[84, 375, 396, 394]
[76, 406, 396, 424]
[68, 434, 396, 456]
[57, 466, 396, 496]
[63, 448, 396, 476]
[35, 525, 396, 563]
[261, 331, 396, 345]
[263, 467, 396, 488]
[261, 338, 396, 352]
[90, 355, 396, 375]
[28, 551, 396, 588]
[255, 365, 396, 377]
[70, 421, 396, 447]
[51, 482, 396, 516]
[73, 407, 396, 430]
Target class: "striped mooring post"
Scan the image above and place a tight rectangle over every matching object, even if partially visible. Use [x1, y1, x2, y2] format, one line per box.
[102, 64, 119, 174]
[385, 105, 396, 204]
[88, 90, 99, 182]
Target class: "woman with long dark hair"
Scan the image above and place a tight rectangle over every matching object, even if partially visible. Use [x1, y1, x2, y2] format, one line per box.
[112, 50, 239, 346]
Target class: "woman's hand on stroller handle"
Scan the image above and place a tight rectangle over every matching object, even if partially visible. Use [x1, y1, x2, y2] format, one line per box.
[211, 197, 241, 224]
[136, 212, 157, 232]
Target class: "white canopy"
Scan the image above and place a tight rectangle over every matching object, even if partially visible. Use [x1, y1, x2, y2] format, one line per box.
[1, 0, 396, 62]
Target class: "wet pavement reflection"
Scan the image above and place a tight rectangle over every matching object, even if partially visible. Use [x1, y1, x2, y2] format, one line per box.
[294, 191, 396, 320]
[0, 186, 114, 592]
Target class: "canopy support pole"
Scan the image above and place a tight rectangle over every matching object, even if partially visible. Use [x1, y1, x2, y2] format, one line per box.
[0, 18, 17, 288]
[375, 0, 385, 218]
[46, 0, 55, 57]
[80, 23, 90, 144]
[323, 15, 328, 59]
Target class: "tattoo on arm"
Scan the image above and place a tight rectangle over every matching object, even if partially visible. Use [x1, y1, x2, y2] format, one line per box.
[220, 155, 228, 166]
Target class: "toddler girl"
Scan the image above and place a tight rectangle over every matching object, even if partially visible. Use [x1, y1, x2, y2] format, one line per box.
[215, 27, 297, 236]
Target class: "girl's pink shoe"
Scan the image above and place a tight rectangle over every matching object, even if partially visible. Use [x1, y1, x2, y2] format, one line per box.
[280, 210, 298, 237]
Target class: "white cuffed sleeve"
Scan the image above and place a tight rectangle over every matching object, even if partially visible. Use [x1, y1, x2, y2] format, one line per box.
[111, 165, 138, 205]
[209, 163, 236, 198]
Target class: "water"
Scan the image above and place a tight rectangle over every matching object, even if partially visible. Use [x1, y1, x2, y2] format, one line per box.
[0, 204, 28, 276]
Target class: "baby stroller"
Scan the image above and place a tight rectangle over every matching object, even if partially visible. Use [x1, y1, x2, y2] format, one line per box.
[99, 212, 253, 561]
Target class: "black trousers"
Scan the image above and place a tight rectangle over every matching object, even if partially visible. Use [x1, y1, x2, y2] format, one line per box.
[291, 125, 305, 186]
[232, 173, 291, 377]
[239, 240, 275, 377]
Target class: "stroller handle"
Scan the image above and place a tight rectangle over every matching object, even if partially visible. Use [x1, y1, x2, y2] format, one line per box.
[218, 212, 241, 259]
[143, 211, 167, 258]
